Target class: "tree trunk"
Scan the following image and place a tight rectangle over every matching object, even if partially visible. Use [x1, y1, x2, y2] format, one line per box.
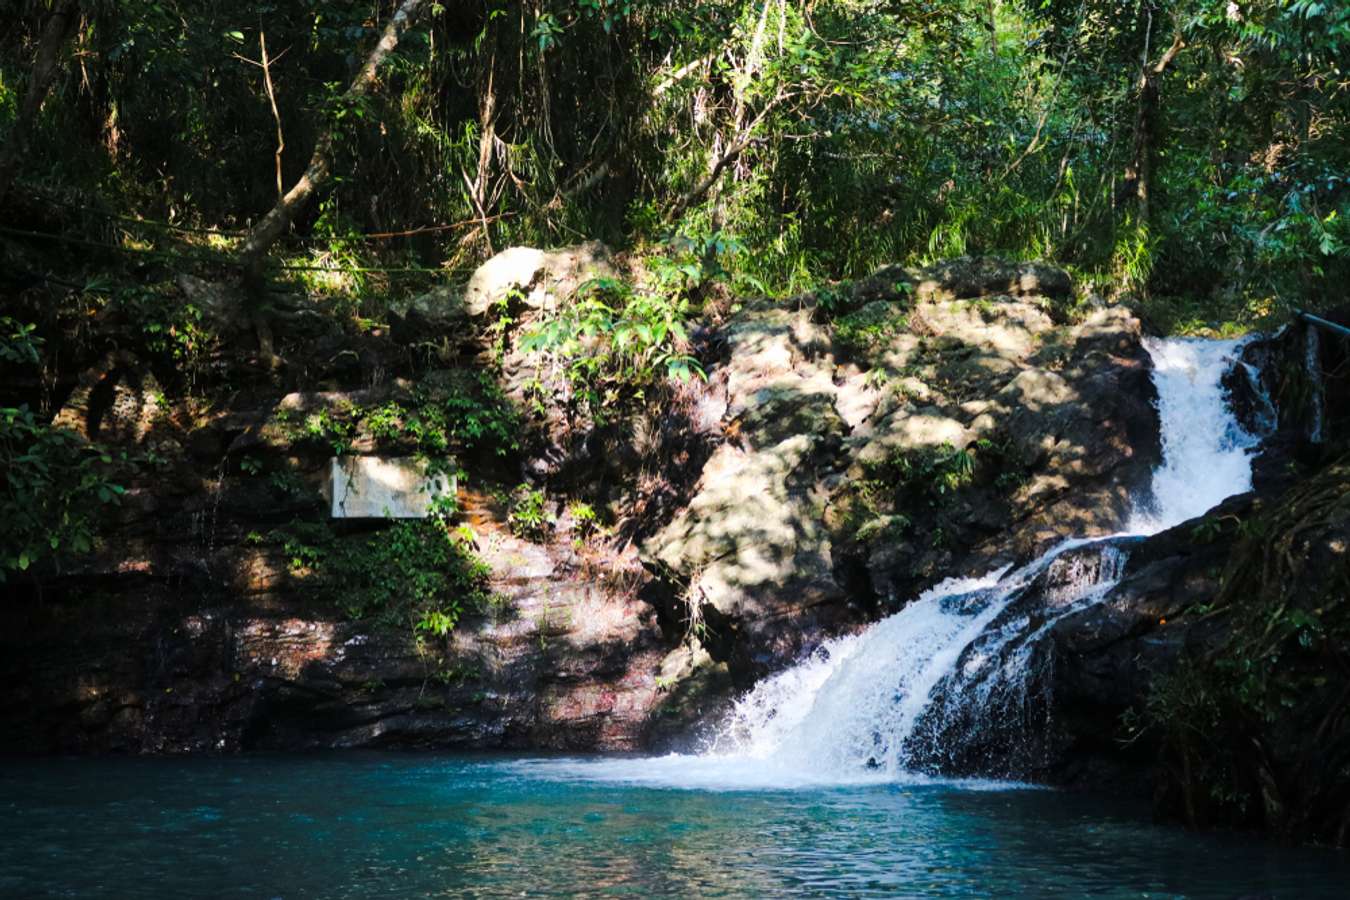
[0, 0, 80, 208]
[467, 50, 498, 256]
[238, 0, 429, 284]
[1124, 25, 1185, 231]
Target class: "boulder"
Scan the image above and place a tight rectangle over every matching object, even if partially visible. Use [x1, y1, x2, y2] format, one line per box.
[464, 241, 616, 317]
[647, 434, 846, 672]
[387, 285, 469, 343]
[846, 256, 1074, 311]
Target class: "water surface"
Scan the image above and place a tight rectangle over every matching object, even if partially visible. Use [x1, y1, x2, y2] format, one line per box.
[1, 754, 1344, 898]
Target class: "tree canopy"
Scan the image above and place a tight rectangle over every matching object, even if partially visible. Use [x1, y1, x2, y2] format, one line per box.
[0, 0, 1344, 326]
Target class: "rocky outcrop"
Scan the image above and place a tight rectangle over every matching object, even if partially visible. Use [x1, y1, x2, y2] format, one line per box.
[642, 257, 1161, 684]
[0, 473, 684, 753]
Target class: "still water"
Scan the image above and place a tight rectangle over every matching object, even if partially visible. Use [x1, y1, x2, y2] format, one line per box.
[1, 754, 1345, 898]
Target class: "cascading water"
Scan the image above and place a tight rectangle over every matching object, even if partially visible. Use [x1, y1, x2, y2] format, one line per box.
[1127, 336, 1270, 533]
[521, 337, 1270, 789]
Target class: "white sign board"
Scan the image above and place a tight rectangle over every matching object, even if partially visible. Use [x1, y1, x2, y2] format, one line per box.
[329, 457, 455, 519]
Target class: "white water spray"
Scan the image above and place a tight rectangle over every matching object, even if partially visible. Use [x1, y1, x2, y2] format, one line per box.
[1128, 336, 1266, 532]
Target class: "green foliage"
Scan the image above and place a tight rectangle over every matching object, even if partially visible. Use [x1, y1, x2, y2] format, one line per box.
[0, 405, 125, 580]
[281, 517, 493, 639]
[508, 484, 553, 542]
[406, 371, 521, 457]
[111, 286, 216, 389]
[521, 274, 699, 395]
[301, 404, 360, 456]
[567, 500, 600, 541]
[0, 321, 126, 580]
[272, 370, 519, 460]
[0, 317, 41, 366]
[520, 235, 727, 409]
[0, 69, 15, 126]
[886, 441, 987, 500]
[842, 437, 1007, 545]
[833, 302, 910, 358]
[336, 519, 491, 636]
[3, 0, 1346, 332]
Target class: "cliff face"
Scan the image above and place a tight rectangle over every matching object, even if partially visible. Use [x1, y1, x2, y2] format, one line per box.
[641, 258, 1160, 691]
[0, 522, 673, 754]
[1, 253, 1166, 756]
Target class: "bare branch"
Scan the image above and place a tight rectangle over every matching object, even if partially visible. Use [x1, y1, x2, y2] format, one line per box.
[238, 0, 429, 282]
[259, 33, 286, 200]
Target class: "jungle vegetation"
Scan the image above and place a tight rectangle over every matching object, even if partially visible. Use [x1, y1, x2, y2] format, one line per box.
[0, 0, 1344, 323]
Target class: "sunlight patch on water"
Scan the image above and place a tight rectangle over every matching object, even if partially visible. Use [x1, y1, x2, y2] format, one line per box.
[501, 755, 1038, 793]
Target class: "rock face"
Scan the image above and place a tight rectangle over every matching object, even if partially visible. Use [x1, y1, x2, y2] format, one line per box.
[894, 321, 1350, 847]
[0, 485, 676, 753]
[463, 241, 616, 317]
[643, 258, 1160, 685]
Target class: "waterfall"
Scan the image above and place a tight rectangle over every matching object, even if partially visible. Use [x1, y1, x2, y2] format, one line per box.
[521, 337, 1271, 790]
[1306, 324, 1326, 444]
[695, 336, 1269, 782]
[1128, 336, 1268, 533]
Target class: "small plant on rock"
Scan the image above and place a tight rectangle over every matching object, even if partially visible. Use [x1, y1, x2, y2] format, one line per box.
[567, 500, 601, 541]
[508, 484, 554, 541]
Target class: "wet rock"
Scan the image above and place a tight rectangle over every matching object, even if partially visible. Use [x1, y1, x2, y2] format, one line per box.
[1039, 453, 1350, 846]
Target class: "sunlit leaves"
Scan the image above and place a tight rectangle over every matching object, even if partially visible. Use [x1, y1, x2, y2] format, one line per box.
[1, 402, 126, 582]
